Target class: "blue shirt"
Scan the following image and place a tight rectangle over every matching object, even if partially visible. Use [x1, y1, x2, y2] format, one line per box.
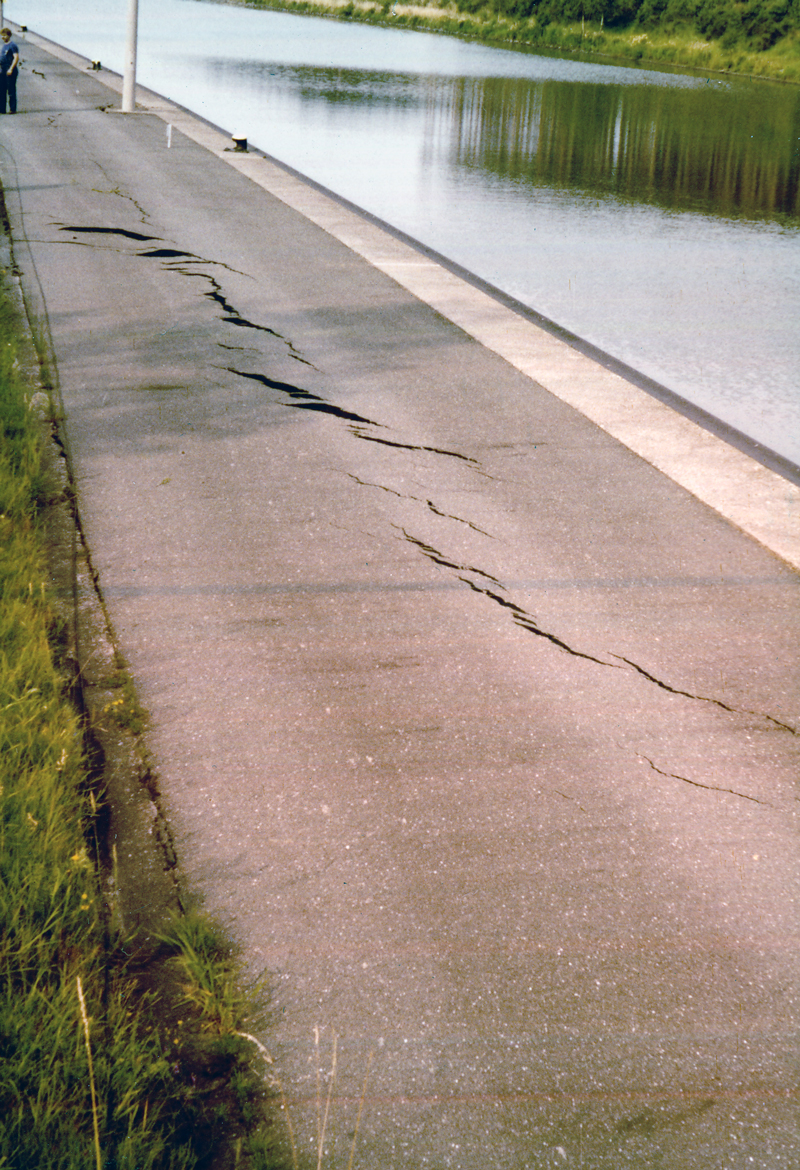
[1, 41, 18, 74]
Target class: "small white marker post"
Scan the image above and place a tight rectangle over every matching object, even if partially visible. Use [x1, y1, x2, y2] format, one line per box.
[121, 0, 138, 112]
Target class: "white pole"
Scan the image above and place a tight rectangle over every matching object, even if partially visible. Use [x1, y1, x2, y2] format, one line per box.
[121, 0, 138, 112]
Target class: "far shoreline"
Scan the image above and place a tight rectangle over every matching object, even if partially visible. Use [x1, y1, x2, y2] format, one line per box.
[213, 0, 800, 84]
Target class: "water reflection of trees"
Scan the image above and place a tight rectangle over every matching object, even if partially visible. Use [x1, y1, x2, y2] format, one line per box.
[444, 75, 800, 218]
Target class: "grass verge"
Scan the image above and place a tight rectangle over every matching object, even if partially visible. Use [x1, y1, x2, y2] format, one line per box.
[236, 0, 800, 82]
[0, 259, 282, 1167]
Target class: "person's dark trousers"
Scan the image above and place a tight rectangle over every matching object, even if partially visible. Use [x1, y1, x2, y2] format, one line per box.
[0, 71, 17, 113]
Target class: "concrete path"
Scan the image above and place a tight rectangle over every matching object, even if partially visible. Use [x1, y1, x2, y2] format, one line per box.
[3, 33, 799, 1169]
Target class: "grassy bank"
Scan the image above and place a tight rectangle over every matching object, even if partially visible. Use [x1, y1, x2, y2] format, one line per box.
[0, 268, 279, 1167]
[236, 0, 800, 81]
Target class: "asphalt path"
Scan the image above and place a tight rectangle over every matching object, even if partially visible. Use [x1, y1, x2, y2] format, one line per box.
[2, 36, 799, 1169]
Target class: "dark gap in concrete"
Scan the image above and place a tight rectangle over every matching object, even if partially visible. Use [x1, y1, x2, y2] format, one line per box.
[349, 425, 482, 466]
[397, 526, 502, 585]
[227, 366, 379, 426]
[638, 755, 772, 807]
[58, 224, 160, 241]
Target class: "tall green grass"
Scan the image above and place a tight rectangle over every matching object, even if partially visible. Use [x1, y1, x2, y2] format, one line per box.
[0, 281, 279, 1168]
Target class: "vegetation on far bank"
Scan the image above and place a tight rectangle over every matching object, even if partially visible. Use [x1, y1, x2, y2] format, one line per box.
[0, 267, 281, 1167]
[237, 0, 800, 81]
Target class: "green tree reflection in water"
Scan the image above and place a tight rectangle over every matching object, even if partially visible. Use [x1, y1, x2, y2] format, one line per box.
[444, 74, 800, 220]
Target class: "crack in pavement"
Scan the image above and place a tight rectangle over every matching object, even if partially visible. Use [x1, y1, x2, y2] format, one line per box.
[50, 230, 797, 739]
[138, 247, 194, 259]
[58, 224, 160, 241]
[57, 225, 311, 355]
[459, 575, 619, 666]
[156, 253, 252, 278]
[392, 525, 619, 666]
[349, 427, 485, 469]
[90, 186, 152, 225]
[613, 654, 738, 710]
[222, 372, 487, 468]
[553, 790, 588, 812]
[159, 264, 314, 365]
[206, 282, 283, 333]
[41, 239, 142, 253]
[54, 229, 487, 458]
[345, 473, 404, 499]
[613, 655, 798, 735]
[425, 498, 493, 537]
[637, 754, 774, 806]
[396, 526, 503, 587]
[395, 524, 623, 667]
[226, 367, 380, 426]
[399, 531, 798, 733]
[55, 230, 491, 474]
[345, 474, 495, 538]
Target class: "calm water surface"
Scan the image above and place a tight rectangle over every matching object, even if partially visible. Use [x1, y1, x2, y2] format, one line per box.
[15, 0, 800, 463]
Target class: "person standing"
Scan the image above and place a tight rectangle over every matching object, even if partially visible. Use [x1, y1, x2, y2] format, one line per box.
[0, 28, 19, 114]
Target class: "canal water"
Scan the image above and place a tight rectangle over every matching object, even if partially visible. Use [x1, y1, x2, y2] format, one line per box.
[15, 0, 800, 464]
